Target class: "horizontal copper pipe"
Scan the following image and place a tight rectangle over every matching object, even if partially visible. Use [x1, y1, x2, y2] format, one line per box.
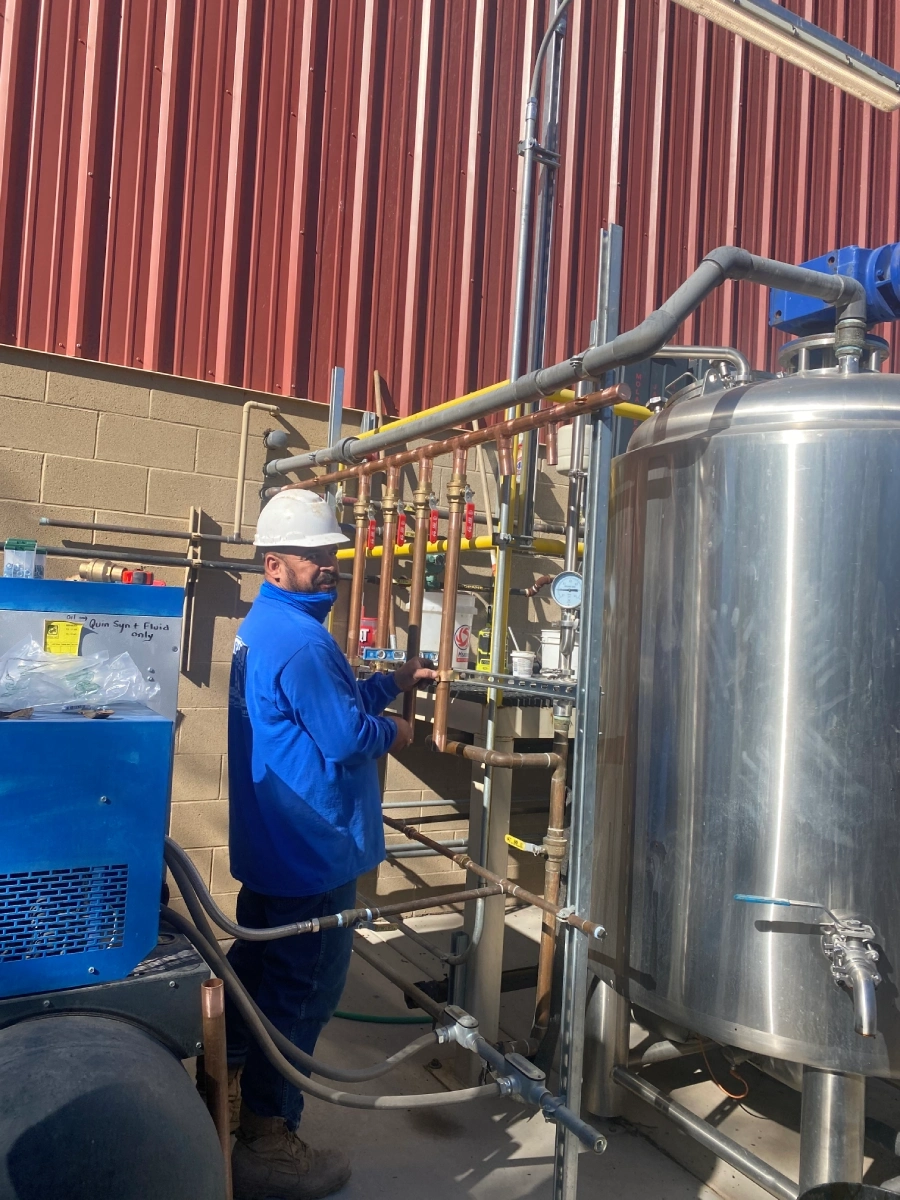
[443, 740, 562, 771]
[382, 814, 605, 941]
[287, 385, 628, 491]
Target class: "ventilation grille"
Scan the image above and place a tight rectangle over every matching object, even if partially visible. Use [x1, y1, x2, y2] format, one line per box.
[0, 865, 129, 963]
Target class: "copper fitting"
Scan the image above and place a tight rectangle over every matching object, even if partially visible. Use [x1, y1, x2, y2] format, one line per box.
[403, 455, 433, 723]
[432, 448, 467, 751]
[346, 474, 371, 662]
[375, 466, 400, 650]
[496, 435, 514, 478]
[287, 384, 629, 492]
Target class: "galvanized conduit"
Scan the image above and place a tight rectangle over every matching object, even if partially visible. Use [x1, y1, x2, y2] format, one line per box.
[611, 1068, 798, 1200]
[273, 248, 865, 471]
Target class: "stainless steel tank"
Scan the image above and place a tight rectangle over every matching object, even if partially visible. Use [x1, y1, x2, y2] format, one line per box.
[590, 346, 900, 1077]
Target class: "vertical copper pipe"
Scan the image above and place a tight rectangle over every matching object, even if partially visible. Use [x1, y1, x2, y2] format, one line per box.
[403, 455, 433, 723]
[496, 435, 514, 478]
[346, 474, 371, 661]
[532, 722, 570, 1035]
[201, 978, 233, 1200]
[432, 448, 467, 751]
[376, 465, 400, 648]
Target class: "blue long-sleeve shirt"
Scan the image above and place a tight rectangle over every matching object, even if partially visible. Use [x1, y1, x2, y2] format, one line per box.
[227, 582, 400, 896]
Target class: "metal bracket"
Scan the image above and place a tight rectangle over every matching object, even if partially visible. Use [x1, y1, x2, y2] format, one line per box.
[516, 139, 561, 168]
[454, 669, 577, 702]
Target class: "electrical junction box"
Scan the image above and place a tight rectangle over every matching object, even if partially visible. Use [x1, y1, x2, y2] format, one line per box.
[769, 242, 900, 335]
[0, 579, 184, 721]
[0, 706, 173, 999]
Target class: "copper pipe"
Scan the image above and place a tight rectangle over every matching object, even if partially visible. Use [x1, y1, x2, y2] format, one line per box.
[432, 448, 467, 750]
[533, 721, 570, 1035]
[346, 474, 371, 661]
[443, 740, 561, 771]
[403, 456, 432, 723]
[376, 466, 400, 648]
[544, 419, 559, 468]
[286, 385, 628, 491]
[201, 978, 233, 1200]
[496, 435, 514, 478]
[382, 814, 604, 941]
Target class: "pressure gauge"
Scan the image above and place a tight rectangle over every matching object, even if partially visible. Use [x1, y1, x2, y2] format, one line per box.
[550, 571, 583, 610]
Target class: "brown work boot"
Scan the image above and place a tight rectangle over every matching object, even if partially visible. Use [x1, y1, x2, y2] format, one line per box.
[232, 1103, 351, 1200]
[228, 1065, 243, 1134]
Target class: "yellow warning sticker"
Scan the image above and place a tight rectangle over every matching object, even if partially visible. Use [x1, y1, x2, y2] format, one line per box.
[43, 620, 83, 655]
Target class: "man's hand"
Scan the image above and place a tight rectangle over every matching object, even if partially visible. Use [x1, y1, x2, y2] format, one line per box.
[392, 656, 438, 693]
[387, 715, 414, 754]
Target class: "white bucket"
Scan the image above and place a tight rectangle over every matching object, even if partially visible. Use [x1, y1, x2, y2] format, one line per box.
[540, 627, 579, 673]
[420, 592, 477, 669]
[554, 422, 590, 474]
[510, 650, 536, 677]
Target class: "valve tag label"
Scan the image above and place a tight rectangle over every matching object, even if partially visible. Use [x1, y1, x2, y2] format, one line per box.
[367, 519, 376, 550]
[429, 509, 440, 542]
[396, 511, 407, 547]
[464, 502, 475, 540]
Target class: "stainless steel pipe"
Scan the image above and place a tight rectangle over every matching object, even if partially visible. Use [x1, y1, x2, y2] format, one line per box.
[612, 1067, 798, 1200]
[798, 1067, 866, 1193]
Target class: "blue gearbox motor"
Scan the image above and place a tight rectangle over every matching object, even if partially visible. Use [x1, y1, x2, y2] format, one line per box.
[770, 242, 900, 335]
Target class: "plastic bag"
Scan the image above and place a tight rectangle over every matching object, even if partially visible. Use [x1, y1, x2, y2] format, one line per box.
[0, 639, 160, 712]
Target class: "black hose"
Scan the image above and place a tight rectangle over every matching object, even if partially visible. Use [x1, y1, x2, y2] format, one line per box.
[163, 908, 499, 1110]
[165, 864, 437, 1084]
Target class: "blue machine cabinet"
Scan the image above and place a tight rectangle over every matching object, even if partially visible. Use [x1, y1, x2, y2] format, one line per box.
[0, 707, 172, 998]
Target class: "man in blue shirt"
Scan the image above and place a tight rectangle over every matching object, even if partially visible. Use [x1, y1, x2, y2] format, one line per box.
[225, 489, 434, 1200]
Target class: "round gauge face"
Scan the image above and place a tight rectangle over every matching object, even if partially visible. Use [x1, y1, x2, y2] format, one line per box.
[550, 570, 583, 609]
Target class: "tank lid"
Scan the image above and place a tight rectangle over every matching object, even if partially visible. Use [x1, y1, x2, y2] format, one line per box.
[626, 367, 900, 453]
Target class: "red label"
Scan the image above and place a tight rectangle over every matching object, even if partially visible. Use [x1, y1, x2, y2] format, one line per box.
[367, 519, 376, 550]
[396, 511, 407, 547]
[464, 502, 475, 540]
[429, 509, 440, 542]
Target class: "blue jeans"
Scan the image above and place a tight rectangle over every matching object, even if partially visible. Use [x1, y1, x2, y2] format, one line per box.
[225, 878, 357, 1130]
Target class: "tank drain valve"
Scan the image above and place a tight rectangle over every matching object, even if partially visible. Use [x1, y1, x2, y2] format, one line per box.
[734, 895, 881, 1038]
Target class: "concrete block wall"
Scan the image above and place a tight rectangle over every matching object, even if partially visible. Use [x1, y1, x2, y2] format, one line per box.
[0, 344, 571, 924]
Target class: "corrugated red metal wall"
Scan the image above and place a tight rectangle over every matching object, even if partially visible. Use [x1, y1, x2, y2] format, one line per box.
[0, 0, 898, 416]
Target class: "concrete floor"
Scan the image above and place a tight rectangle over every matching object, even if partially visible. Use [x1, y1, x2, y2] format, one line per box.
[295, 908, 720, 1200]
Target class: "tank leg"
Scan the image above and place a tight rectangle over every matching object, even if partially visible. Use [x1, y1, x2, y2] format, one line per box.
[583, 977, 629, 1117]
[798, 1066, 865, 1193]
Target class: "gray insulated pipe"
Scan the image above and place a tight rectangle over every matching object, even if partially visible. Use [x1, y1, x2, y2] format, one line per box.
[265, 246, 866, 475]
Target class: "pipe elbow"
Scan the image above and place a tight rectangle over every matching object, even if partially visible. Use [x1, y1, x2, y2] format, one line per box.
[849, 962, 879, 1038]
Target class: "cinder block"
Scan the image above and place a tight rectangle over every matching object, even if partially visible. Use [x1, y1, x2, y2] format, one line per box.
[0, 500, 92, 543]
[168, 847, 213, 891]
[0, 395, 97, 457]
[0, 449, 42, 502]
[42, 455, 148, 512]
[211, 846, 236, 893]
[172, 753, 223, 802]
[211, 892, 239, 922]
[97, 413, 197, 472]
[219, 755, 228, 798]
[176, 707, 228, 754]
[178, 661, 232, 708]
[150, 384, 248, 432]
[189, 615, 242, 663]
[196, 427, 240, 477]
[169, 799, 229, 848]
[93, 509, 194, 554]
[47, 368, 150, 417]
[147, 468, 235, 523]
[0, 350, 48, 401]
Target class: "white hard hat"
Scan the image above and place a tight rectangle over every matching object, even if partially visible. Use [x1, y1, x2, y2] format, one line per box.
[254, 490, 350, 548]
